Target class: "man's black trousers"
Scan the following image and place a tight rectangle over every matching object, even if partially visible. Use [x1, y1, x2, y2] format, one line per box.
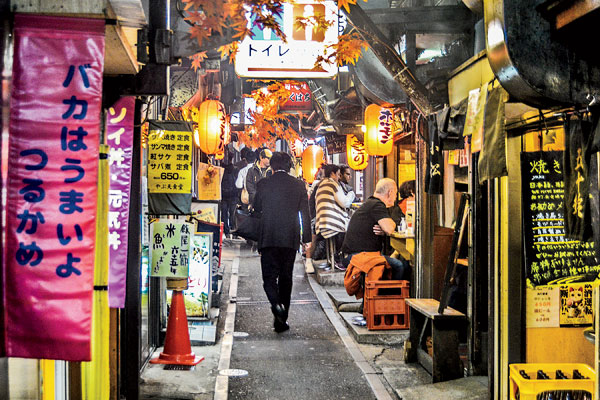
[260, 247, 297, 314]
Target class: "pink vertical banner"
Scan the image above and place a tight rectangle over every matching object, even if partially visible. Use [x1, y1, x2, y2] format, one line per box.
[107, 97, 135, 308]
[5, 15, 104, 361]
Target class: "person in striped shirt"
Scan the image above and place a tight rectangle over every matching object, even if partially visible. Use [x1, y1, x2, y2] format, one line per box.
[315, 164, 355, 269]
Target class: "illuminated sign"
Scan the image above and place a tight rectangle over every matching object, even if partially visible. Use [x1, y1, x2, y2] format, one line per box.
[235, 1, 340, 78]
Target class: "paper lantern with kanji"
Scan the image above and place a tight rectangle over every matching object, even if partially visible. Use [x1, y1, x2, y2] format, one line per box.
[193, 99, 228, 155]
[364, 104, 394, 156]
[347, 135, 368, 170]
[302, 145, 324, 184]
[290, 138, 304, 158]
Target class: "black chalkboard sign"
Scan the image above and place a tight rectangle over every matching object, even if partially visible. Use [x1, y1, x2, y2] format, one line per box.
[521, 151, 600, 286]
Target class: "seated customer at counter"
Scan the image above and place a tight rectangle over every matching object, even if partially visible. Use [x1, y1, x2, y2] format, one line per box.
[341, 178, 411, 281]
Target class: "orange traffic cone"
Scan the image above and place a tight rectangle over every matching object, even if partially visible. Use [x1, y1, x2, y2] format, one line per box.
[150, 290, 204, 365]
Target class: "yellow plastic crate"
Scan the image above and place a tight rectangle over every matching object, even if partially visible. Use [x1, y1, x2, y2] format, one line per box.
[510, 363, 595, 400]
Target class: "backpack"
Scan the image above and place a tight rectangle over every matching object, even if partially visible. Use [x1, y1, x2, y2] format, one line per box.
[221, 166, 237, 199]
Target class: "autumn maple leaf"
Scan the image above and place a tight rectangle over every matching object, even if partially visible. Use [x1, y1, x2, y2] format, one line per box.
[181, 0, 204, 11]
[338, 0, 359, 13]
[189, 51, 208, 71]
[184, 10, 205, 25]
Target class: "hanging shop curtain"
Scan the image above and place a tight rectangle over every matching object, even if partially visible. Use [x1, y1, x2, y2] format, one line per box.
[478, 84, 509, 183]
[147, 120, 193, 215]
[425, 115, 444, 194]
[5, 15, 105, 361]
[436, 98, 467, 151]
[563, 115, 594, 241]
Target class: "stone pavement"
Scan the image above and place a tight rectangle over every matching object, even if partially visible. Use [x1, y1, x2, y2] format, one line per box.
[140, 242, 489, 399]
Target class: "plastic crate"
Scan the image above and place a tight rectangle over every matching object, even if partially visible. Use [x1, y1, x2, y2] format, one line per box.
[509, 363, 595, 400]
[364, 280, 410, 330]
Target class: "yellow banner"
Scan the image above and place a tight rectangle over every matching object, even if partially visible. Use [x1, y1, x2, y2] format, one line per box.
[148, 128, 193, 193]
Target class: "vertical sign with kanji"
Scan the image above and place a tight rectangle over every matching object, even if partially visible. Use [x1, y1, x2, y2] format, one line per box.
[184, 233, 213, 317]
[147, 122, 193, 194]
[5, 15, 104, 361]
[106, 97, 135, 308]
[150, 220, 192, 278]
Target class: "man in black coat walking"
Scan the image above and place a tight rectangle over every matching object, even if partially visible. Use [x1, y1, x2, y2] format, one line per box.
[252, 152, 311, 332]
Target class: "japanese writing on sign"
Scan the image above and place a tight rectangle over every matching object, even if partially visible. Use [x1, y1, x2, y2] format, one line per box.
[147, 123, 193, 194]
[559, 283, 593, 326]
[235, 1, 340, 78]
[183, 233, 213, 317]
[521, 151, 600, 286]
[150, 220, 192, 278]
[5, 14, 104, 361]
[106, 96, 135, 308]
[525, 286, 559, 328]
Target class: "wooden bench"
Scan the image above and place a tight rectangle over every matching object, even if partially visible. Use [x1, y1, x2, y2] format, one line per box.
[405, 298, 466, 382]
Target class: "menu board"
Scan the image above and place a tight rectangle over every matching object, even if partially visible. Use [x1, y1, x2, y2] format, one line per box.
[521, 151, 600, 286]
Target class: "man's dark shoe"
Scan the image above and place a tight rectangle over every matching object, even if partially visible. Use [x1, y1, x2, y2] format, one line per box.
[271, 304, 287, 324]
[274, 319, 290, 333]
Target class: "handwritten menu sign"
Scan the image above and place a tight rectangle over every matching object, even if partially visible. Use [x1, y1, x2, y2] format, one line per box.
[521, 151, 600, 286]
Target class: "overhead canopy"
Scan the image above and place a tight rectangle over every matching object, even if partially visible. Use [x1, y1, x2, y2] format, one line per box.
[350, 46, 408, 107]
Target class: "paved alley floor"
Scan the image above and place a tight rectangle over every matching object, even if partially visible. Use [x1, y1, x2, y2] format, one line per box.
[141, 241, 488, 400]
[227, 247, 377, 400]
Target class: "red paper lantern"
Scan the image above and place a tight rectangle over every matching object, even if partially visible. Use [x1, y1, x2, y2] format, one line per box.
[302, 145, 324, 184]
[364, 104, 394, 156]
[346, 135, 368, 170]
[193, 99, 227, 155]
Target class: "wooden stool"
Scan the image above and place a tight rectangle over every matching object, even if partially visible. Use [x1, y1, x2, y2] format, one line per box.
[325, 236, 336, 269]
[405, 298, 466, 382]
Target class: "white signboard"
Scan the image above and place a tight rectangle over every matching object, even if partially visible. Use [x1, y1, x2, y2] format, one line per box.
[235, 1, 340, 78]
[526, 286, 560, 328]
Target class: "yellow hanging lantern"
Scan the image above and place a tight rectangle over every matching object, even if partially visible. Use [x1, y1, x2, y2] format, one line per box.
[364, 104, 394, 156]
[302, 145, 324, 184]
[193, 99, 227, 155]
[215, 148, 225, 160]
[290, 138, 304, 158]
[346, 135, 368, 170]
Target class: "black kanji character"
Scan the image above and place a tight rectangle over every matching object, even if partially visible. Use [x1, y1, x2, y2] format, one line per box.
[19, 179, 45, 203]
[59, 190, 84, 214]
[165, 223, 176, 238]
[57, 223, 83, 245]
[262, 44, 273, 56]
[16, 241, 43, 266]
[279, 46, 289, 56]
[56, 253, 82, 278]
[61, 127, 88, 151]
[61, 158, 85, 183]
[16, 210, 45, 234]
[62, 64, 91, 88]
[20, 149, 48, 170]
[62, 96, 88, 120]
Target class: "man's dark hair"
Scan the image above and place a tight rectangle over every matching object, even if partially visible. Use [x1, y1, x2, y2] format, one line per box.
[245, 149, 257, 163]
[399, 180, 415, 199]
[240, 147, 251, 160]
[340, 165, 351, 174]
[323, 164, 340, 178]
[269, 151, 293, 172]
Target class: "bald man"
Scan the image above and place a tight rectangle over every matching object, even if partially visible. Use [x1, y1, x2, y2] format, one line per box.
[342, 178, 411, 281]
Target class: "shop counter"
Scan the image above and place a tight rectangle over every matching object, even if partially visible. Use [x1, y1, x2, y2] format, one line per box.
[389, 231, 415, 263]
